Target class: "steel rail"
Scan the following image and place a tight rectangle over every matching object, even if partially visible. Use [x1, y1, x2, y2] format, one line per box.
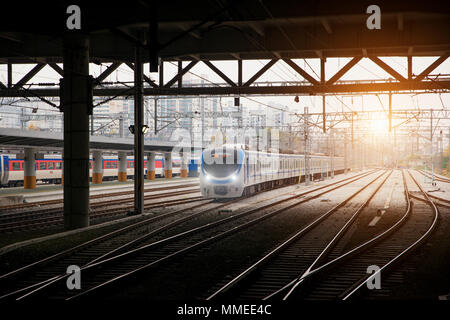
[3, 170, 376, 300]
[206, 170, 389, 300]
[61, 170, 382, 301]
[0, 183, 200, 211]
[341, 169, 439, 300]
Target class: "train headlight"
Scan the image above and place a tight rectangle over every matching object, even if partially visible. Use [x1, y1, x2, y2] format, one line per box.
[231, 174, 237, 181]
[205, 174, 211, 181]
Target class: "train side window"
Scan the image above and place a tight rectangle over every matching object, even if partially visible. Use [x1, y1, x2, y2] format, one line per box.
[39, 162, 47, 170]
[56, 162, 62, 169]
[112, 161, 118, 169]
[12, 162, 21, 171]
[105, 161, 112, 169]
[48, 162, 55, 170]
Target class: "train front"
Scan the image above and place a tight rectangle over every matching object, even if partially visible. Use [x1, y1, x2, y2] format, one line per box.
[200, 146, 245, 198]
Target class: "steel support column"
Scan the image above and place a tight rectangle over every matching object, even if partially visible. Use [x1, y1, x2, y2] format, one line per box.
[63, 33, 90, 230]
[321, 58, 326, 133]
[134, 45, 144, 215]
[389, 92, 392, 132]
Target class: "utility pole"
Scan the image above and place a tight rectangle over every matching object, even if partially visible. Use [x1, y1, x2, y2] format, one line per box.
[351, 112, 355, 172]
[201, 97, 205, 149]
[154, 97, 158, 135]
[330, 121, 334, 178]
[394, 127, 397, 168]
[439, 129, 443, 170]
[304, 107, 311, 186]
[431, 110, 434, 184]
[91, 112, 94, 135]
[344, 130, 348, 174]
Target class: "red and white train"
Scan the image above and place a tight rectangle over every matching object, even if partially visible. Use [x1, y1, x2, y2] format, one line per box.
[0, 154, 198, 187]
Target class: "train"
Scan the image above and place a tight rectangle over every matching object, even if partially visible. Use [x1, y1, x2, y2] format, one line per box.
[0, 154, 199, 187]
[200, 144, 347, 198]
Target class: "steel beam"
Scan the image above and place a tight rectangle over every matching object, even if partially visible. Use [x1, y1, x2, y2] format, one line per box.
[203, 60, 236, 87]
[164, 60, 198, 88]
[238, 59, 242, 86]
[326, 57, 362, 85]
[95, 62, 122, 84]
[389, 92, 392, 132]
[407, 56, 412, 80]
[2, 79, 449, 97]
[13, 63, 46, 89]
[178, 61, 182, 88]
[243, 59, 278, 87]
[126, 62, 158, 88]
[282, 58, 320, 85]
[134, 45, 144, 215]
[415, 53, 450, 81]
[49, 63, 63, 76]
[321, 58, 326, 133]
[369, 56, 406, 82]
[7, 62, 12, 88]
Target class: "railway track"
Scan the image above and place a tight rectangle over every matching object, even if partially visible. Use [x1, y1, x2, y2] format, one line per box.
[206, 169, 438, 301]
[0, 197, 239, 300]
[205, 170, 392, 300]
[417, 169, 450, 183]
[0, 170, 382, 301]
[0, 182, 199, 212]
[0, 186, 202, 233]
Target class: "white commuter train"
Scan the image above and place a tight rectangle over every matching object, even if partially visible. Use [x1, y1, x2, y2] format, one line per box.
[200, 144, 347, 198]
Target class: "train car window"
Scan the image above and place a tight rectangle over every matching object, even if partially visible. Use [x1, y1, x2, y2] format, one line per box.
[48, 162, 55, 170]
[56, 162, 62, 169]
[129, 161, 134, 168]
[39, 162, 47, 170]
[12, 162, 21, 171]
[105, 161, 112, 169]
[112, 161, 118, 169]
[173, 161, 181, 168]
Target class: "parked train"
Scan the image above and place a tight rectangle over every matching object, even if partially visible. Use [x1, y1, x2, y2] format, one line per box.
[0, 154, 199, 187]
[200, 144, 347, 198]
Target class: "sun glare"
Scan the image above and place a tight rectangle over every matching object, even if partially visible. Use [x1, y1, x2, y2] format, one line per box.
[369, 119, 389, 135]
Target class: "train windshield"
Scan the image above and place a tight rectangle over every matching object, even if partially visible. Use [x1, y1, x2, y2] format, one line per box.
[202, 148, 241, 178]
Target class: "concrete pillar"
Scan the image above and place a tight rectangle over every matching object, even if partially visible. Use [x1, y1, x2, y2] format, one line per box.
[180, 153, 188, 178]
[63, 33, 90, 230]
[61, 152, 64, 186]
[164, 152, 172, 178]
[92, 151, 103, 184]
[24, 148, 36, 189]
[147, 152, 156, 180]
[118, 151, 127, 182]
